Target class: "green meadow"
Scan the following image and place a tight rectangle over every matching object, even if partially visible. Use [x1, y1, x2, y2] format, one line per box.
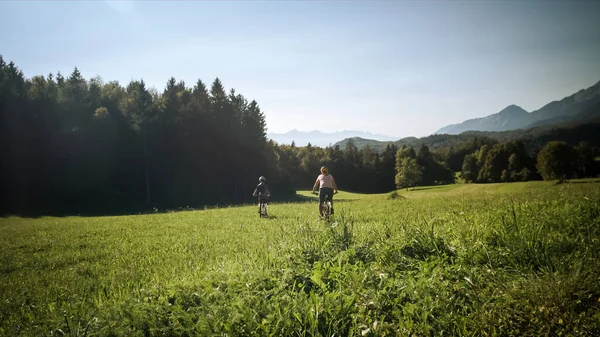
[1, 180, 599, 336]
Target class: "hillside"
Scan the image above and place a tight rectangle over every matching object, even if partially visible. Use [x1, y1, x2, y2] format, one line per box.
[527, 81, 600, 123]
[335, 121, 600, 154]
[434, 80, 600, 135]
[435, 104, 529, 134]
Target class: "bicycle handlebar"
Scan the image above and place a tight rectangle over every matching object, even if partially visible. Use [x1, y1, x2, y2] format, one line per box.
[312, 191, 338, 195]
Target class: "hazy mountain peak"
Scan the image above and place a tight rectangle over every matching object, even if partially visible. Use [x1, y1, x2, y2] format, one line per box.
[498, 105, 527, 116]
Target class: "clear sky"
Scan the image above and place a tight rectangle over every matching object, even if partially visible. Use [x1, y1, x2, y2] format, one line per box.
[1, 1, 599, 137]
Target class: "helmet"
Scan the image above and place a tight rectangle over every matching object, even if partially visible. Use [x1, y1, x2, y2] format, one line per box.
[320, 166, 328, 174]
[259, 176, 266, 182]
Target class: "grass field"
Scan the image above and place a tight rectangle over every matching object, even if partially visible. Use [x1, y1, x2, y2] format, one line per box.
[1, 180, 600, 336]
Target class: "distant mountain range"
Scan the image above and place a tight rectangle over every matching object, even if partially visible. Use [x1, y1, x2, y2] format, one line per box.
[434, 80, 600, 135]
[266, 129, 397, 147]
[270, 80, 600, 150]
[333, 79, 600, 154]
[334, 120, 600, 156]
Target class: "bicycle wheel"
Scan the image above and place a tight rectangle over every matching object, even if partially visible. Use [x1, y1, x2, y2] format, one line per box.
[260, 203, 268, 218]
[321, 201, 330, 220]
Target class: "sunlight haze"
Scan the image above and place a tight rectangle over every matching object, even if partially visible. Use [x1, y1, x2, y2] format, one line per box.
[1, 0, 599, 138]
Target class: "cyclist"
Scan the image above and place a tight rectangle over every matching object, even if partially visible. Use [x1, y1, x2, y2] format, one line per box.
[252, 176, 270, 214]
[311, 166, 338, 215]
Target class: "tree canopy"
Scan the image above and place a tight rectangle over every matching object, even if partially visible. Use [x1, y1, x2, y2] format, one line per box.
[536, 141, 578, 181]
[0, 56, 277, 215]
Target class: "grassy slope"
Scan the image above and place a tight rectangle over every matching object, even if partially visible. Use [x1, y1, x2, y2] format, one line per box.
[1, 180, 600, 336]
[299, 178, 600, 200]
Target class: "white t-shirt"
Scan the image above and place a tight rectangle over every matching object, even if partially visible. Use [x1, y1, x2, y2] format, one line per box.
[316, 174, 335, 188]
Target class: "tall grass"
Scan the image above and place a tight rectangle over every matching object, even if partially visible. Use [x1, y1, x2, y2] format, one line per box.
[1, 181, 599, 336]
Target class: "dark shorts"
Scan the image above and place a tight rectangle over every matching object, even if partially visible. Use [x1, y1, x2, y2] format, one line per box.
[319, 187, 334, 204]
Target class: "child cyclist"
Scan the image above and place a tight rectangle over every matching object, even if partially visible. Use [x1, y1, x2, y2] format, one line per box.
[252, 176, 270, 213]
[312, 166, 338, 215]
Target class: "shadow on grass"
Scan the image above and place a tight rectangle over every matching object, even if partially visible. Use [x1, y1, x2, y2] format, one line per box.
[1, 195, 309, 219]
[1, 208, 144, 219]
[405, 185, 448, 192]
[2, 192, 362, 219]
[566, 179, 600, 184]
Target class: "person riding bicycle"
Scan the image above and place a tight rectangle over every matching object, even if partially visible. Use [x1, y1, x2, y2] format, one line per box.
[312, 166, 338, 215]
[252, 176, 271, 213]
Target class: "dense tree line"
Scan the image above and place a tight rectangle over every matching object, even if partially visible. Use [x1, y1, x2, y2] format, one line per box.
[460, 141, 536, 183]
[283, 134, 599, 191]
[0, 56, 289, 215]
[271, 140, 456, 192]
[271, 140, 398, 193]
[536, 141, 599, 182]
[460, 140, 599, 183]
[2, 56, 599, 215]
[0, 57, 401, 214]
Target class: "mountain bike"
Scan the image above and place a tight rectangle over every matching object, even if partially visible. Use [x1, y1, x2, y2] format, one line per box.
[257, 192, 269, 218]
[313, 190, 337, 220]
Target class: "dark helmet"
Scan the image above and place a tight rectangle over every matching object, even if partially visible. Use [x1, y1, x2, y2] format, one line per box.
[259, 176, 266, 182]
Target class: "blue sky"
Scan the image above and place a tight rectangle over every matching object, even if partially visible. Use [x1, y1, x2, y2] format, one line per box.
[1, 1, 599, 137]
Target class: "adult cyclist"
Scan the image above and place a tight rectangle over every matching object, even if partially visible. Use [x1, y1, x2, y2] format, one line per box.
[311, 166, 338, 215]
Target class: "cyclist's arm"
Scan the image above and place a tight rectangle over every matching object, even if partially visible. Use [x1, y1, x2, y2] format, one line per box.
[312, 179, 320, 193]
[252, 187, 258, 196]
[332, 179, 338, 193]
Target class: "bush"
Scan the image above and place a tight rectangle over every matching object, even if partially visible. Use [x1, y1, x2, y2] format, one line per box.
[387, 190, 403, 200]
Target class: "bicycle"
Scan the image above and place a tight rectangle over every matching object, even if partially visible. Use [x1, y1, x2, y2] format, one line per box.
[257, 192, 269, 218]
[313, 190, 337, 220]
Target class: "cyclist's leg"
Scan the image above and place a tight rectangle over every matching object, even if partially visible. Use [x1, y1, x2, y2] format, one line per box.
[318, 188, 326, 215]
[326, 188, 334, 214]
[321, 187, 333, 215]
